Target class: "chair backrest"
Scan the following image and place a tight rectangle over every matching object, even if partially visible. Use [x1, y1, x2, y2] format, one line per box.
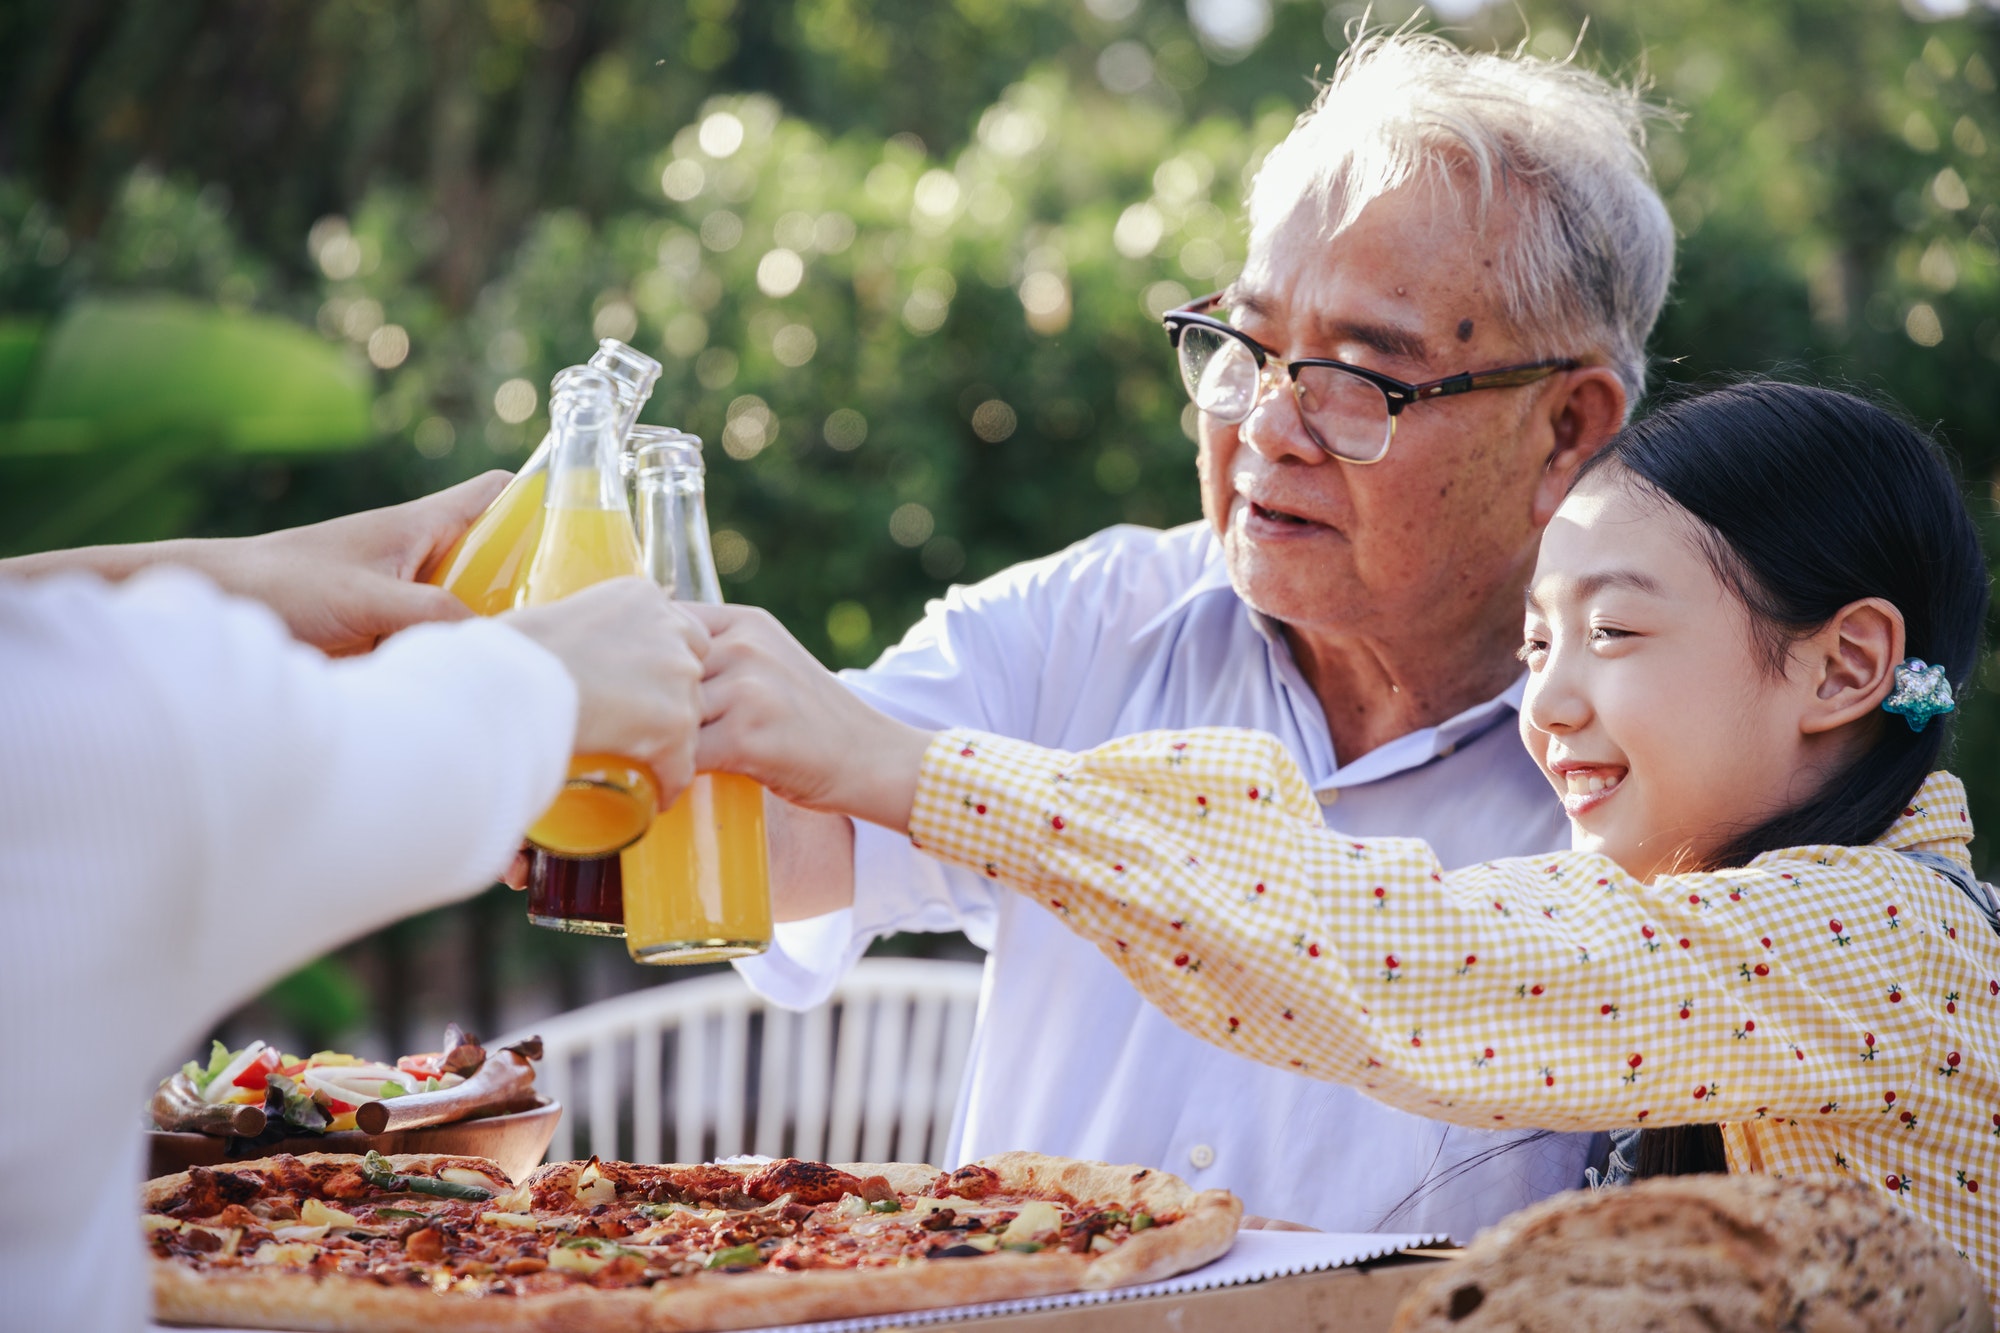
[508, 957, 985, 1168]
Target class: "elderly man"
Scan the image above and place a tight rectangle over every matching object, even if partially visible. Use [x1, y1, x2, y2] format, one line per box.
[736, 31, 1672, 1238]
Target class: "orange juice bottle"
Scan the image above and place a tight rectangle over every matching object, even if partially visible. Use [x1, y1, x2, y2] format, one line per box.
[516, 368, 659, 863]
[429, 340, 661, 616]
[621, 430, 772, 964]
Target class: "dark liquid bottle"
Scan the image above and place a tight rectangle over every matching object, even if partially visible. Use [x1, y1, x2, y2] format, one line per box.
[526, 852, 625, 936]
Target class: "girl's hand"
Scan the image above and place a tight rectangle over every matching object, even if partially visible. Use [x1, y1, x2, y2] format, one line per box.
[687, 604, 932, 833]
[502, 578, 710, 806]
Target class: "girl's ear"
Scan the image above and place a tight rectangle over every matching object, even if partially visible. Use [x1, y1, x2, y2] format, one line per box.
[1799, 597, 1906, 736]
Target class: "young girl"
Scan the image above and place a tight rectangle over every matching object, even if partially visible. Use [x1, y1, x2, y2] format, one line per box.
[696, 381, 1998, 1293]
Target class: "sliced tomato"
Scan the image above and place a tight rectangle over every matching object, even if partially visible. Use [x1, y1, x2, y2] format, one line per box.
[278, 1060, 309, 1078]
[325, 1098, 358, 1114]
[396, 1053, 445, 1078]
[231, 1047, 283, 1091]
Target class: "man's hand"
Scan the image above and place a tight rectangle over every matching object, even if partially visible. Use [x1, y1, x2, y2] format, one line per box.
[689, 604, 933, 834]
[0, 472, 511, 657]
[502, 578, 710, 809]
[203, 472, 510, 656]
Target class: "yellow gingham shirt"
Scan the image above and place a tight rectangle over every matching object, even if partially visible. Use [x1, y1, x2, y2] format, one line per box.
[910, 727, 2000, 1297]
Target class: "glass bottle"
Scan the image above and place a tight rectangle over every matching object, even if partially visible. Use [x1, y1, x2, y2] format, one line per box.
[514, 368, 658, 866]
[428, 340, 662, 616]
[620, 430, 773, 964]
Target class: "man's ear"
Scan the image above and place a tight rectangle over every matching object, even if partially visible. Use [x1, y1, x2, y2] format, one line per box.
[1799, 597, 1905, 736]
[1531, 367, 1627, 527]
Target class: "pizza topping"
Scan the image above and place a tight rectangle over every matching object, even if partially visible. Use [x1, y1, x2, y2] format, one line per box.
[362, 1151, 494, 1202]
[163, 1165, 262, 1220]
[933, 1164, 1003, 1200]
[705, 1243, 765, 1270]
[744, 1158, 865, 1204]
[995, 1200, 1062, 1244]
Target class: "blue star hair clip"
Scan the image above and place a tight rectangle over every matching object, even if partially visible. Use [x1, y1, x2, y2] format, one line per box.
[1882, 657, 1956, 732]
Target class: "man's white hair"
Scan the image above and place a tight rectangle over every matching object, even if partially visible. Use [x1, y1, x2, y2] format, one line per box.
[1248, 29, 1675, 407]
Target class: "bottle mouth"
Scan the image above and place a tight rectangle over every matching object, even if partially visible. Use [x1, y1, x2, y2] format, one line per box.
[632, 435, 706, 478]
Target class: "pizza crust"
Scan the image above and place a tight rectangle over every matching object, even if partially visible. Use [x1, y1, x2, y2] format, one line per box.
[150, 1150, 1238, 1331]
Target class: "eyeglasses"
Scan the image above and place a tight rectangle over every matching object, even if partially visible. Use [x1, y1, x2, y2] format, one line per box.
[1162, 293, 1580, 464]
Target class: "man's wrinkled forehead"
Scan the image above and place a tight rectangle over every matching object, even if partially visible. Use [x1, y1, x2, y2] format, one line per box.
[1229, 180, 1505, 363]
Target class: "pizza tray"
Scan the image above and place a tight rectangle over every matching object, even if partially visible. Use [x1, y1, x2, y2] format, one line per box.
[145, 1097, 561, 1185]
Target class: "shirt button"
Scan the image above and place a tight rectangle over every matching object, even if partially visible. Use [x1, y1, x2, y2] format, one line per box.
[1316, 789, 1339, 807]
[1188, 1144, 1216, 1170]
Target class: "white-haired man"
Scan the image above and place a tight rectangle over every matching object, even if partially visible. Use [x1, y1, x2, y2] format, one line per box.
[734, 32, 1674, 1238]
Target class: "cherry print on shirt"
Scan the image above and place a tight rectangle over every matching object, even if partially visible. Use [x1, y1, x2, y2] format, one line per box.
[1517, 983, 1546, 998]
[959, 745, 976, 758]
[1225, 1016, 1240, 1036]
[1829, 919, 1851, 946]
[1946, 991, 1960, 1015]
[1290, 932, 1322, 958]
[1885, 1173, 1911, 1195]
[1860, 1032, 1878, 1061]
[1885, 904, 1901, 928]
[961, 795, 988, 815]
[1372, 885, 1387, 908]
[1408, 1028, 1423, 1048]
[1640, 925, 1661, 953]
[1381, 955, 1402, 982]
[1733, 1021, 1757, 1040]
[1693, 1082, 1717, 1101]
[1472, 1046, 1495, 1069]
[1677, 998, 1694, 1020]
[1622, 1053, 1644, 1085]
[1537, 1065, 1557, 1088]
[1939, 1051, 1964, 1077]
[1738, 961, 1771, 980]
[1957, 1170, 1980, 1194]
[1600, 1002, 1620, 1019]
[1887, 984, 1904, 1004]
[1455, 953, 1477, 976]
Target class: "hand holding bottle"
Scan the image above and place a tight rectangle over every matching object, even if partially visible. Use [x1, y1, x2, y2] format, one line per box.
[503, 578, 710, 810]
[689, 604, 932, 834]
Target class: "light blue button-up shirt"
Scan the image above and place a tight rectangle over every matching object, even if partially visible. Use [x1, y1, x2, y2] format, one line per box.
[737, 521, 1592, 1239]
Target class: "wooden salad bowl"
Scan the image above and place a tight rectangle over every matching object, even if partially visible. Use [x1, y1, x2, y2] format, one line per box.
[145, 1098, 562, 1185]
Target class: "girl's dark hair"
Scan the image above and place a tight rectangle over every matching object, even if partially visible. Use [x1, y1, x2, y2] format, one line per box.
[1576, 381, 1989, 1181]
[1576, 379, 1988, 869]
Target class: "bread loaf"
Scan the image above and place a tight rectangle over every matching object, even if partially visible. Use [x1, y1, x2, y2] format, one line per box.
[1392, 1174, 1990, 1332]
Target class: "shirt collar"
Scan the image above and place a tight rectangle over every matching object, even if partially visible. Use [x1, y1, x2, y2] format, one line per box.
[1132, 533, 1528, 791]
[1878, 771, 1975, 867]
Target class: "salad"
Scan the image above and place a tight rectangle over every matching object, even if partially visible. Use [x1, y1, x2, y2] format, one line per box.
[156, 1023, 487, 1137]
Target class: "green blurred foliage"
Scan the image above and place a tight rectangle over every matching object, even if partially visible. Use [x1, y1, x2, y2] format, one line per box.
[263, 958, 371, 1054]
[2, 0, 1998, 891]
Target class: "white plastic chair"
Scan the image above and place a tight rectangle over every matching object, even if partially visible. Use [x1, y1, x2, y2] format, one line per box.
[508, 958, 985, 1168]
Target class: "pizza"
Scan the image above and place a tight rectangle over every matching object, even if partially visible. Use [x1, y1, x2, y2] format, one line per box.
[145, 1149, 1241, 1331]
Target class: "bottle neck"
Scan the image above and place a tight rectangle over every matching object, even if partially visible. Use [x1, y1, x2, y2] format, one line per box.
[546, 403, 626, 511]
[638, 467, 724, 604]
